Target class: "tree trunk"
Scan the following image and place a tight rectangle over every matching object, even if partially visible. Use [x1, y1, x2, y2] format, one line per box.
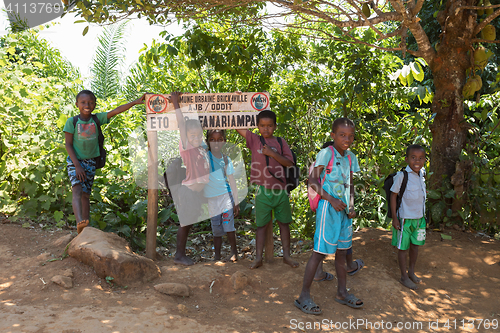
[429, 4, 476, 190]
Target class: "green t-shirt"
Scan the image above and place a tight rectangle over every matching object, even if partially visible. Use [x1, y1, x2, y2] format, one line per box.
[63, 112, 109, 160]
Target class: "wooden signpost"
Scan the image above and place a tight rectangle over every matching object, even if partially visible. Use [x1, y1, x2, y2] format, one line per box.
[145, 92, 275, 261]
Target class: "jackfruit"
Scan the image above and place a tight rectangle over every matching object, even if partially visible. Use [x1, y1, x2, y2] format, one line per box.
[478, 0, 484, 16]
[471, 74, 483, 91]
[481, 24, 496, 40]
[435, 42, 440, 52]
[474, 46, 493, 70]
[485, 0, 494, 15]
[362, 3, 371, 17]
[463, 80, 476, 99]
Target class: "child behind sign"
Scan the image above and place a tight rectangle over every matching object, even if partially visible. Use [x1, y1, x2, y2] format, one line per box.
[205, 129, 240, 261]
[235, 110, 299, 270]
[169, 91, 210, 266]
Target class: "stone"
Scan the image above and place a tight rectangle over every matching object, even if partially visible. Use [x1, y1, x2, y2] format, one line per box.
[231, 271, 248, 291]
[37, 253, 51, 261]
[67, 227, 161, 286]
[177, 304, 188, 313]
[51, 275, 73, 288]
[154, 283, 190, 297]
[61, 269, 73, 278]
[51, 234, 74, 247]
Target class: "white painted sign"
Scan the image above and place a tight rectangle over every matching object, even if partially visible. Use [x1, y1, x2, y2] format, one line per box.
[145, 92, 269, 131]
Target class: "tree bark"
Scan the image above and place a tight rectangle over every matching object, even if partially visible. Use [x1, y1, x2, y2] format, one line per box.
[428, 2, 476, 189]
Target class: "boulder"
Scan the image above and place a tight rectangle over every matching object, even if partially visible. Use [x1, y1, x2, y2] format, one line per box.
[67, 227, 160, 286]
[231, 271, 248, 291]
[154, 283, 190, 297]
[51, 234, 74, 247]
[51, 275, 73, 288]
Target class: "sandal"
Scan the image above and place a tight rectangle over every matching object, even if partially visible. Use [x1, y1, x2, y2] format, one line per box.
[347, 259, 365, 276]
[314, 272, 334, 282]
[334, 294, 364, 309]
[294, 299, 322, 315]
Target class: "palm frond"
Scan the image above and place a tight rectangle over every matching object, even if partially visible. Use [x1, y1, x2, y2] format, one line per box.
[90, 21, 128, 99]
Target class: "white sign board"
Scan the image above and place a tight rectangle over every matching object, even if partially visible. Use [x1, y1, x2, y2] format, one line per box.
[145, 92, 270, 131]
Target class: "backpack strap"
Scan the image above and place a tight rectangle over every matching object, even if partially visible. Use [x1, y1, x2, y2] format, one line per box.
[320, 146, 335, 186]
[208, 151, 235, 207]
[259, 136, 284, 183]
[400, 168, 409, 197]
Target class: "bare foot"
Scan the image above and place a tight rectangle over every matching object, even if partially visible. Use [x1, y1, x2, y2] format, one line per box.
[77, 220, 89, 234]
[283, 256, 299, 268]
[249, 258, 263, 269]
[409, 272, 421, 284]
[229, 253, 238, 262]
[174, 255, 194, 266]
[400, 277, 418, 290]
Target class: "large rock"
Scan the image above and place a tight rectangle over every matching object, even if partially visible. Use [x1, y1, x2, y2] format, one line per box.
[67, 227, 160, 286]
[154, 283, 190, 297]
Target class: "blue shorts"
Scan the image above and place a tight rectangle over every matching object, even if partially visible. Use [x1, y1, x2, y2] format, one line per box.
[313, 199, 352, 255]
[67, 156, 96, 194]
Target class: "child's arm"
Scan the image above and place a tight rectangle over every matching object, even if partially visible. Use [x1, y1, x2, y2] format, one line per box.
[347, 172, 356, 218]
[170, 91, 188, 147]
[261, 144, 294, 167]
[391, 191, 400, 230]
[235, 129, 247, 138]
[309, 165, 347, 212]
[64, 132, 86, 181]
[107, 93, 145, 119]
[228, 174, 240, 216]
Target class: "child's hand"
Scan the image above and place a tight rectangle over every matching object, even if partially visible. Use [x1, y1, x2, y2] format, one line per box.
[347, 210, 356, 219]
[170, 91, 182, 105]
[261, 144, 276, 157]
[134, 93, 146, 105]
[75, 165, 86, 182]
[392, 218, 401, 230]
[329, 197, 347, 212]
[233, 204, 240, 217]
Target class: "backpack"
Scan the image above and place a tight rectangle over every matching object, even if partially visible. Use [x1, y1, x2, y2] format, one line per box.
[258, 136, 300, 193]
[163, 157, 186, 199]
[73, 114, 106, 169]
[383, 168, 409, 218]
[307, 146, 351, 212]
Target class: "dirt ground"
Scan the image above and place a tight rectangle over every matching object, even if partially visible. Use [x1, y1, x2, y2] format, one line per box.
[1, 221, 499, 333]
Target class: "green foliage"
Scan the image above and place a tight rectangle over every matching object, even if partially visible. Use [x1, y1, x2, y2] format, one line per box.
[90, 21, 128, 99]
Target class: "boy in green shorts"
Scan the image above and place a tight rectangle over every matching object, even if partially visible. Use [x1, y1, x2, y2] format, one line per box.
[236, 110, 298, 269]
[390, 144, 427, 290]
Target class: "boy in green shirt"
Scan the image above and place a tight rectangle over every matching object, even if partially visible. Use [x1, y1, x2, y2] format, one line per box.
[63, 90, 145, 233]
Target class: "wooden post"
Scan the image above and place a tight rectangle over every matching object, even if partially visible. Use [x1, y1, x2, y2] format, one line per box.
[146, 130, 158, 260]
[264, 220, 274, 263]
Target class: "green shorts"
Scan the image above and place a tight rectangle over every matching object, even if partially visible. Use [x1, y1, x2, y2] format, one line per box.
[255, 185, 292, 227]
[392, 217, 426, 250]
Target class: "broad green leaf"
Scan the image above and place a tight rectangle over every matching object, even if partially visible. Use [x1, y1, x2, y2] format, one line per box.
[410, 62, 424, 82]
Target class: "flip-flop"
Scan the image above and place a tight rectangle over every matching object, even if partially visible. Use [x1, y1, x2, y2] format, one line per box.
[294, 299, 322, 315]
[334, 294, 364, 309]
[314, 272, 334, 282]
[347, 259, 365, 276]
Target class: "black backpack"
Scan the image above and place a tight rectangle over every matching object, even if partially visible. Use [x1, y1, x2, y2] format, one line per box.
[259, 136, 300, 193]
[383, 168, 409, 218]
[73, 114, 106, 169]
[163, 157, 186, 199]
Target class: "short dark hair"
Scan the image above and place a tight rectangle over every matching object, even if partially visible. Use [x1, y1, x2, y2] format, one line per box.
[185, 119, 202, 132]
[76, 90, 97, 103]
[332, 117, 355, 133]
[406, 144, 426, 157]
[256, 110, 276, 125]
[206, 129, 226, 151]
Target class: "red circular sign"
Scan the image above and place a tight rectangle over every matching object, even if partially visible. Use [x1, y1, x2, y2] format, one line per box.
[147, 94, 168, 113]
[251, 93, 269, 111]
